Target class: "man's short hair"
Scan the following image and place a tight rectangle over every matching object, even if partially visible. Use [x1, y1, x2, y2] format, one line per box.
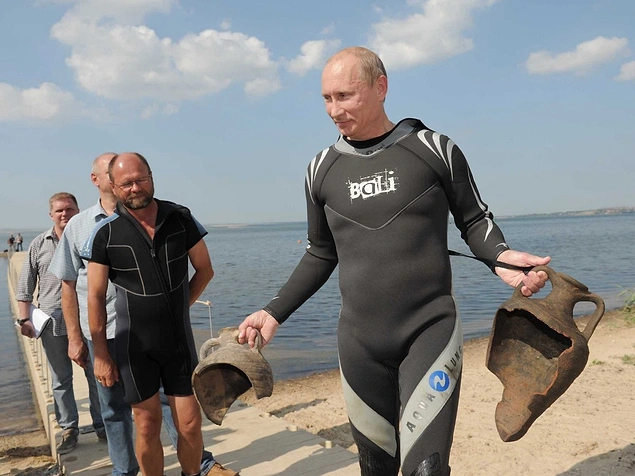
[49, 192, 78, 210]
[328, 46, 387, 86]
[91, 152, 117, 175]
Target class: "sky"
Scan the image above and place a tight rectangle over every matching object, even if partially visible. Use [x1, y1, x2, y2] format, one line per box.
[1, 0, 633, 230]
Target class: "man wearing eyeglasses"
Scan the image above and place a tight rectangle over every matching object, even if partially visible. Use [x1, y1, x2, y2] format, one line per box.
[50, 153, 234, 475]
[81, 153, 234, 476]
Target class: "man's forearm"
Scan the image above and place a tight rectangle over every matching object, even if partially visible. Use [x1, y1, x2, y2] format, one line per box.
[264, 251, 337, 324]
[18, 300, 31, 320]
[88, 295, 109, 356]
[188, 268, 213, 306]
[61, 281, 83, 342]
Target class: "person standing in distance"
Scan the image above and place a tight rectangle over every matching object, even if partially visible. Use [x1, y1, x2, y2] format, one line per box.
[15, 232, 23, 251]
[82, 153, 230, 476]
[16, 192, 105, 455]
[238, 47, 551, 476]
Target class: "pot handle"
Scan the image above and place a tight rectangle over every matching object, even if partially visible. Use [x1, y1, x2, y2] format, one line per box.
[531, 265, 605, 341]
[199, 338, 220, 360]
[531, 265, 560, 288]
[575, 293, 605, 341]
[250, 330, 265, 354]
[511, 265, 560, 300]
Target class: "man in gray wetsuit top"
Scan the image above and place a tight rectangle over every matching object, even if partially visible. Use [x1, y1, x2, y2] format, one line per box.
[238, 47, 551, 476]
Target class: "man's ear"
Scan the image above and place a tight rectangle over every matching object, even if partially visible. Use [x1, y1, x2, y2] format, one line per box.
[375, 75, 388, 102]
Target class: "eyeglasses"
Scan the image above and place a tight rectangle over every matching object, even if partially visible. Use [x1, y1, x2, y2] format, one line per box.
[113, 175, 152, 192]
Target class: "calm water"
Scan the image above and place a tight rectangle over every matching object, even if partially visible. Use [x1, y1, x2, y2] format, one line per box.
[2, 213, 634, 429]
[0, 256, 40, 435]
[195, 213, 635, 378]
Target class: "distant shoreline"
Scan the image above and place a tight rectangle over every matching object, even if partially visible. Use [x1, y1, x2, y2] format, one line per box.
[203, 208, 635, 227]
[497, 207, 635, 220]
[3, 207, 633, 234]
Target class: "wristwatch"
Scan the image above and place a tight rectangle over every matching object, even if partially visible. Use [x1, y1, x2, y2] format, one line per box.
[16, 318, 30, 326]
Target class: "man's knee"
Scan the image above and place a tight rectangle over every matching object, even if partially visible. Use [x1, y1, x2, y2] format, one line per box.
[408, 453, 450, 476]
[132, 398, 163, 439]
[136, 414, 162, 438]
[173, 397, 202, 438]
[356, 439, 399, 476]
[178, 407, 202, 436]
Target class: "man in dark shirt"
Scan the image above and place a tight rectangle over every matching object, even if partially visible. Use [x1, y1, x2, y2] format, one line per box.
[82, 153, 220, 476]
[238, 47, 551, 476]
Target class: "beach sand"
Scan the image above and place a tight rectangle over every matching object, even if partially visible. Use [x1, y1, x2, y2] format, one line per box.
[0, 430, 57, 475]
[241, 309, 635, 475]
[3, 309, 634, 475]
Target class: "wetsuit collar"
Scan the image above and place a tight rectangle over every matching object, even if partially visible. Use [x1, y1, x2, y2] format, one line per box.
[115, 199, 191, 240]
[333, 118, 426, 157]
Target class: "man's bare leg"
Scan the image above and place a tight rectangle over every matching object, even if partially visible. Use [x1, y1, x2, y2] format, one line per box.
[168, 394, 203, 475]
[132, 392, 164, 476]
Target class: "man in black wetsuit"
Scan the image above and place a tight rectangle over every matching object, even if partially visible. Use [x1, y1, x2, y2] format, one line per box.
[238, 47, 551, 476]
[82, 153, 219, 476]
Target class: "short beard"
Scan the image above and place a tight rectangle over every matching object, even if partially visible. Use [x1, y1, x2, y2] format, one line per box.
[123, 194, 153, 210]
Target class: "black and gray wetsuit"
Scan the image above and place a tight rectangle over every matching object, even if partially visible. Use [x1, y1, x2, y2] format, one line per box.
[264, 119, 510, 476]
[81, 200, 207, 404]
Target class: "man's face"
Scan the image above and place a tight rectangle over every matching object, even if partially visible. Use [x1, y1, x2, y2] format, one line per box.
[110, 158, 154, 210]
[49, 199, 79, 231]
[321, 54, 386, 140]
[92, 155, 116, 194]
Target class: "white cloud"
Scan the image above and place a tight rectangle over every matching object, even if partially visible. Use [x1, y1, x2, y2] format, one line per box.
[320, 23, 335, 36]
[616, 60, 635, 81]
[287, 39, 342, 76]
[50, 0, 281, 106]
[51, 0, 177, 24]
[368, 0, 499, 70]
[244, 77, 283, 96]
[140, 103, 160, 119]
[140, 102, 180, 119]
[0, 82, 95, 122]
[525, 36, 630, 75]
[220, 19, 231, 30]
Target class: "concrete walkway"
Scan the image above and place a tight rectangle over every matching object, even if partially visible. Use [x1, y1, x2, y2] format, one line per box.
[7, 252, 360, 475]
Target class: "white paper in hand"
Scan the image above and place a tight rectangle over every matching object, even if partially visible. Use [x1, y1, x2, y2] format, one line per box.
[29, 304, 53, 338]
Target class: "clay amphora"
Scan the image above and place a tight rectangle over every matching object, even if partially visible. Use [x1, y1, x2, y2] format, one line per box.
[192, 326, 273, 425]
[485, 265, 604, 442]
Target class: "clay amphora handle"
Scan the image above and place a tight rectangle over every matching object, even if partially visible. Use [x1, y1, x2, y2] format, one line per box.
[573, 292, 605, 341]
[530, 265, 606, 342]
[199, 337, 221, 361]
[507, 264, 560, 301]
[251, 331, 265, 354]
[199, 328, 266, 361]
[229, 327, 266, 354]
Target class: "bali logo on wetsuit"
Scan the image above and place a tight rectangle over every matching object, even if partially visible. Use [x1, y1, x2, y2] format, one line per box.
[347, 169, 398, 202]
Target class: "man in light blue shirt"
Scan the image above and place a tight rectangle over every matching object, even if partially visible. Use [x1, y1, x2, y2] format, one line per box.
[50, 153, 230, 476]
[50, 154, 139, 476]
